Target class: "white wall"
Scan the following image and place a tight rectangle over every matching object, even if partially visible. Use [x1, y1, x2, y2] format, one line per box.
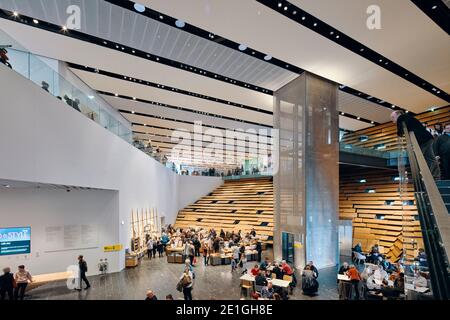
[0, 64, 221, 274]
[0, 189, 120, 275]
[177, 175, 223, 211]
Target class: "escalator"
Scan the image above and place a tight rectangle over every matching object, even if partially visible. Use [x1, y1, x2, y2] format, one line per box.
[401, 124, 450, 300]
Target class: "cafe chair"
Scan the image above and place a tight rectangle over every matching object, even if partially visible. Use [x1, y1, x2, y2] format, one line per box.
[353, 251, 367, 265]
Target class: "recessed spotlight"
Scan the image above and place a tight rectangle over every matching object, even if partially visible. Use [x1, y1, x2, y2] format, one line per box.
[379, 59, 383, 62]
[330, 31, 334, 35]
[264, 55, 272, 61]
[159, 15, 163, 19]
[313, 22, 317, 26]
[278, 3, 282, 7]
[360, 48, 364, 52]
[406, 110, 409, 113]
[115, 93, 118, 97]
[134, 3, 146, 13]
[336, 35, 339, 39]
[432, 5, 437, 9]
[357, 117, 360, 120]
[133, 97, 136, 100]
[144, 124, 147, 126]
[238, 44, 247, 51]
[132, 50, 135, 53]
[13, 11, 18, 17]
[33, 19, 39, 24]
[62, 25, 68, 31]
[175, 20, 185, 28]
[341, 112, 345, 115]
[371, 121, 374, 124]
[131, 110, 135, 114]
[103, 41, 108, 45]
[391, 105, 396, 108]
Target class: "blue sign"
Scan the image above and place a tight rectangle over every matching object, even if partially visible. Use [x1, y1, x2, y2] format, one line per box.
[0, 227, 31, 256]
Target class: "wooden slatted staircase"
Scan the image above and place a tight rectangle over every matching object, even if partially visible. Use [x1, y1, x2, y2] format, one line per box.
[174, 177, 274, 243]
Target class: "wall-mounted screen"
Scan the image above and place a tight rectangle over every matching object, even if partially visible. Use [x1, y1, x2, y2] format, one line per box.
[0, 227, 31, 256]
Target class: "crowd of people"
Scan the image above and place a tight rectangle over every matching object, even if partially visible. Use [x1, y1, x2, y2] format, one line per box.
[392, 111, 450, 180]
[338, 243, 430, 300]
[0, 266, 33, 300]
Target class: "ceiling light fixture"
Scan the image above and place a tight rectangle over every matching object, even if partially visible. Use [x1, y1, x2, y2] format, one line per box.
[134, 3, 146, 13]
[131, 110, 135, 114]
[33, 19, 39, 24]
[432, 5, 437, 9]
[13, 11, 18, 17]
[371, 121, 374, 124]
[175, 20, 185, 28]
[238, 44, 247, 51]
[278, 3, 282, 7]
[62, 25, 68, 31]
[264, 55, 272, 61]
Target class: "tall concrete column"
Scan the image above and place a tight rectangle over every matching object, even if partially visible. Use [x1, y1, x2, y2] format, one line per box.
[273, 72, 339, 269]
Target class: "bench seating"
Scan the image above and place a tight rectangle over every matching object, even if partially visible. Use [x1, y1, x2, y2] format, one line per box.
[339, 168, 423, 262]
[174, 178, 274, 241]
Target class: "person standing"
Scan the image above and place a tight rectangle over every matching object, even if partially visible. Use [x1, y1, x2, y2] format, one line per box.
[14, 265, 32, 300]
[152, 237, 157, 258]
[77, 255, 91, 290]
[156, 238, 164, 257]
[255, 241, 262, 263]
[146, 237, 153, 259]
[0, 267, 15, 300]
[346, 265, 361, 300]
[434, 123, 450, 180]
[180, 267, 193, 300]
[391, 111, 440, 180]
[193, 237, 201, 257]
[202, 243, 209, 266]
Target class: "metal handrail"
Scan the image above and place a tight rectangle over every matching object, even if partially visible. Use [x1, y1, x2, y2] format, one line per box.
[402, 123, 450, 299]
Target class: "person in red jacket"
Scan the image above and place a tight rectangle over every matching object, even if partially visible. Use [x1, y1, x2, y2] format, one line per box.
[250, 264, 260, 276]
[346, 265, 361, 300]
[281, 260, 293, 275]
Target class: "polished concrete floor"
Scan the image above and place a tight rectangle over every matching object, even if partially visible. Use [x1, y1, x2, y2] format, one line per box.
[27, 254, 341, 300]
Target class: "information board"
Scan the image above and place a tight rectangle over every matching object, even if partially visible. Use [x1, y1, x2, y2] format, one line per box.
[0, 227, 31, 256]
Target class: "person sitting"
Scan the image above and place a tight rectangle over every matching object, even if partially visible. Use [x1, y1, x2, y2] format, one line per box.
[307, 261, 319, 278]
[394, 272, 405, 294]
[281, 260, 293, 276]
[338, 262, 350, 275]
[301, 266, 319, 296]
[250, 264, 260, 276]
[415, 248, 428, 268]
[272, 293, 282, 300]
[145, 290, 158, 300]
[165, 294, 174, 300]
[374, 265, 388, 283]
[261, 282, 275, 299]
[379, 279, 400, 299]
[368, 244, 383, 264]
[255, 271, 268, 287]
[272, 263, 283, 280]
[259, 257, 270, 271]
[353, 242, 363, 253]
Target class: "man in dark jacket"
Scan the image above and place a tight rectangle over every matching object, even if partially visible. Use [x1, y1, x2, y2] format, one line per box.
[77, 255, 91, 290]
[0, 267, 14, 300]
[434, 123, 450, 180]
[391, 111, 440, 180]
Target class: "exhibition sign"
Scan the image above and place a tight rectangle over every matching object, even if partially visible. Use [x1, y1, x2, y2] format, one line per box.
[0, 227, 31, 256]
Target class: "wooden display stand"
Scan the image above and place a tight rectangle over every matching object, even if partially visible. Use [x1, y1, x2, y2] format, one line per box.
[126, 208, 161, 268]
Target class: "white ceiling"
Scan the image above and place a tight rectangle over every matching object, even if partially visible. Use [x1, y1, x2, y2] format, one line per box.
[1, 0, 448, 166]
[142, 0, 448, 112]
[292, 0, 450, 95]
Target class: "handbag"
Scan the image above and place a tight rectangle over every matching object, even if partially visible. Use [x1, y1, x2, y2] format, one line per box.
[176, 280, 183, 292]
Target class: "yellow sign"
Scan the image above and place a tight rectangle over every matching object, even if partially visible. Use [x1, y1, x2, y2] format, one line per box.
[294, 243, 303, 249]
[104, 244, 122, 252]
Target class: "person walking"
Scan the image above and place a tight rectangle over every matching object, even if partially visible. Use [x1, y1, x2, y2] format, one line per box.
[14, 265, 32, 300]
[0, 267, 15, 300]
[391, 111, 440, 180]
[202, 243, 209, 266]
[77, 255, 91, 290]
[255, 241, 262, 263]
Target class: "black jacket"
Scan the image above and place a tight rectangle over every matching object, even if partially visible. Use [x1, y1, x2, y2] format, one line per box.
[434, 134, 450, 157]
[0, 272, 14, 290]
[397, 114, 433, 145]
[79, 260, 88, 273]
